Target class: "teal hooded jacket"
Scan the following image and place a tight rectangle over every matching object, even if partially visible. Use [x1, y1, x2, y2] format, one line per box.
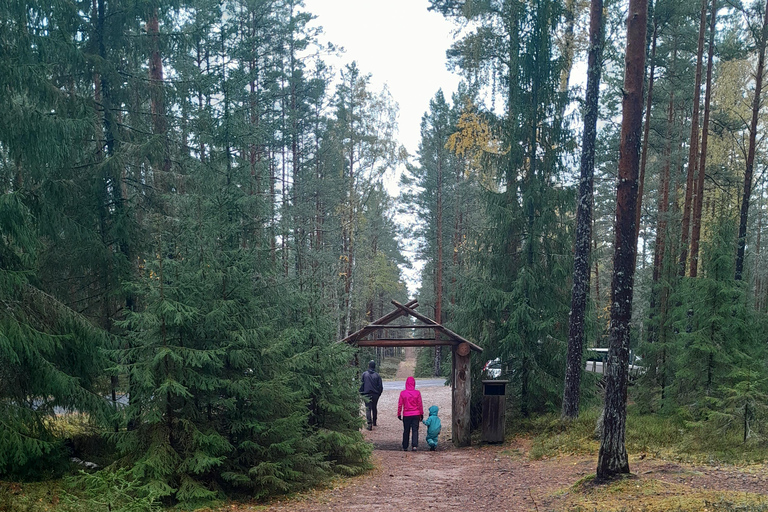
[422, 405, 441, 441]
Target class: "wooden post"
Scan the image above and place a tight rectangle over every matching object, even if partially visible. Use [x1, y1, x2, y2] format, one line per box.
[453, 342, 471, 447]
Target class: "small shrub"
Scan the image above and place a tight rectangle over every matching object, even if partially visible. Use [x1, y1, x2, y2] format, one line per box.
[63, 467, 161, 512]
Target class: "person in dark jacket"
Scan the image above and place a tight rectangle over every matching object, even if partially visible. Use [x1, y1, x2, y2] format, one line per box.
[360, 360, 383, 430]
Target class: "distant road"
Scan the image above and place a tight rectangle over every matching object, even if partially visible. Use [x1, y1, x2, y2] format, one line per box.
[383, 378, 447, 390]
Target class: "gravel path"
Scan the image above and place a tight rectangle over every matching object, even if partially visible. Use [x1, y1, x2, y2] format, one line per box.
[251, 381, 768, 511]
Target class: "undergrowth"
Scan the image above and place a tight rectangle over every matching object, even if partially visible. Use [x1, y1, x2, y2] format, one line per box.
[565, 476, 768, 511]
[518, 405, 768, 464]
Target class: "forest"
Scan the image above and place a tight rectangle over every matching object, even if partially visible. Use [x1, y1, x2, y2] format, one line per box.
[1, 0, 768, 508]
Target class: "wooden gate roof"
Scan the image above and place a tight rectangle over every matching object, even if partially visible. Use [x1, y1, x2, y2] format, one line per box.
[340, 299, 483, 353]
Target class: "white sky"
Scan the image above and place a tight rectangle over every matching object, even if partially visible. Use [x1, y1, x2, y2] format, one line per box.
[303, 0, 462, 159]
[303, 0, 463, 296]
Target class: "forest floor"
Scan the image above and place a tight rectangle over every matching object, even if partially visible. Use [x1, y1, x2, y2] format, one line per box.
[248, 381, 768, 512]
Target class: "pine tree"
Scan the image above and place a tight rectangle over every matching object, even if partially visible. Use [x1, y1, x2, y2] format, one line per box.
[597, 0, 648, 481]
[431, 0, 574, 417]
[562, 0, 605, 420]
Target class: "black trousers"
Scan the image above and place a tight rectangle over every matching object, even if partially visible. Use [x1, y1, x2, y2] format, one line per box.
[364, 394, 379, 426]
[402, 415, 420, 450]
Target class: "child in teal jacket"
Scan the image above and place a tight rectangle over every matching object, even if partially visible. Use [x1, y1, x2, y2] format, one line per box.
[422, 405, 441, 451]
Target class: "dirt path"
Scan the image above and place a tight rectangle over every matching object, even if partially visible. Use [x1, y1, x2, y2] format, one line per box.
[394, 347, 416, 379]
[254, 385, 768, 511]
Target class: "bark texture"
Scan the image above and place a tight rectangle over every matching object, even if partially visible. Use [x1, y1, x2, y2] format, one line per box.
[596, 0, 648, 480]
[736, 0, 768, 281]
[562, 0, 604, 420]
[678, 0, 708, 277]
[690, 0, 718, 278]
[452, 346, 471, 447]
[635, 21, 657, 241]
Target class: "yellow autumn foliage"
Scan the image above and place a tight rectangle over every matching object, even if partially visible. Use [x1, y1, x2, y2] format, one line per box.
[445, 100, 505, 191]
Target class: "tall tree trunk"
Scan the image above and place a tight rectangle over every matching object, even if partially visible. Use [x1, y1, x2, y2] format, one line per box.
[562, 0, 604, 420]
[434, 148, 444, 376]
[735, 0, 768, 281]
[690, 0, 718, 278]
[755, 187, 764, 310]
[654, 64, 676, 285]
[559, 0, 577, 95]
[343, 139, 357, 336]
[593, 231, 602, 341]
[596, 0, 647, 480]
[678, 0, 708, 276]
[635, 21, 657, 241]
[270, 154, 277, 262]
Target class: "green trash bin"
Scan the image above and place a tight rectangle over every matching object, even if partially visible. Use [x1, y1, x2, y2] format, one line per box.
[482, 380, 508, 443]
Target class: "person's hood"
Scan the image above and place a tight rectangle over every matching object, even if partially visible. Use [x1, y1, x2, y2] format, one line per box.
[405, 376, 416, 390]
[368, 360, 376, 370]
[428, 405, 439, 416]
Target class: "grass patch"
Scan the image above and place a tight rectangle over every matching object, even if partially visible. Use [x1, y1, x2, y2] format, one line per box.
[515, 406, 768, 464]
[0, 481, 67, 512]
[514, 409, 601, 460]
[563, 476, 768, 511]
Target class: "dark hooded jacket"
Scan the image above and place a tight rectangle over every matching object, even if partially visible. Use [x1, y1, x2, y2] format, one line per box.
[359, 360, 383, 397]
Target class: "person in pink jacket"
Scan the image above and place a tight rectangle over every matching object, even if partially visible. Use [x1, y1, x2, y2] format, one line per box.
[397, 376, 424, 451]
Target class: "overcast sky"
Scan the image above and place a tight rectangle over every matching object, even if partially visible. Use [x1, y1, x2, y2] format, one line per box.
[302, 0, 462, 159]
[302, 0, 464, 295]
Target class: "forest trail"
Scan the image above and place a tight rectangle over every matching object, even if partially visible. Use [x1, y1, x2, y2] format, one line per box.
[394, 347, 417, 378]
[259, 383, 581, 511]
[252, 383, 768, 511]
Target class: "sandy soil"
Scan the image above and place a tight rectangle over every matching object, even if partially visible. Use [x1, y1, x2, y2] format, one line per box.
[394, 347, 416, 379]
[252, 382, 768, 511]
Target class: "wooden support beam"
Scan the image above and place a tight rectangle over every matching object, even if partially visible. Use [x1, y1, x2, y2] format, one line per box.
[365, 324, 436, 329]
[391, 300, 483, 353]
[452, 343, 471, 447]
[340, 299, 418, 343]
[356, 339, 456, 348]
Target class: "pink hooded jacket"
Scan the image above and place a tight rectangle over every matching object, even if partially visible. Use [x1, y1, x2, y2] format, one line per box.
[397, 377, 424, 418]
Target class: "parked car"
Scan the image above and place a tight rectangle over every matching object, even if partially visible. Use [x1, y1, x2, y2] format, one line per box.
[482, 358, 502, 378]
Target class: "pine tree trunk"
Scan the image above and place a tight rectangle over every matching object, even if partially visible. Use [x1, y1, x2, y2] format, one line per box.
[560, 0, 577, 94]
[596, 0, 647, 480]
[562, 0, 604, 420]
[147, 7, 169, 178]
[755, 189, 763, 310]
[736, 0, 768, 281]
[270, 155, 277, 262]
[593, 232, 601, 336]
[690, 0, 718, 278]
[649, 37, 678, 358]
[434, 146, 444, 376]
[679, 0, 708, 276]
[654, 75, 676, 284]
[635, 22, 657, 241]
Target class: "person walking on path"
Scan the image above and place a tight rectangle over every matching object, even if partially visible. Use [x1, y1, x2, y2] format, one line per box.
[422, 405, 442, 451]
[397, 376, 423, 451]
[360, 360, 383, 430]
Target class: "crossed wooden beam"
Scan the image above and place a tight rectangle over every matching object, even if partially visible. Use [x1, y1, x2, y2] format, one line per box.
[340, 299, 482, 353]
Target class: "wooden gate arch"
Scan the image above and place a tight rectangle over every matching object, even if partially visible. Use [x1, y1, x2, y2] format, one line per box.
[340, 299, 483, 447]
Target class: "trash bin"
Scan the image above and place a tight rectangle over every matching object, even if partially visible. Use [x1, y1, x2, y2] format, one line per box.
[482, 380, 508, 443]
